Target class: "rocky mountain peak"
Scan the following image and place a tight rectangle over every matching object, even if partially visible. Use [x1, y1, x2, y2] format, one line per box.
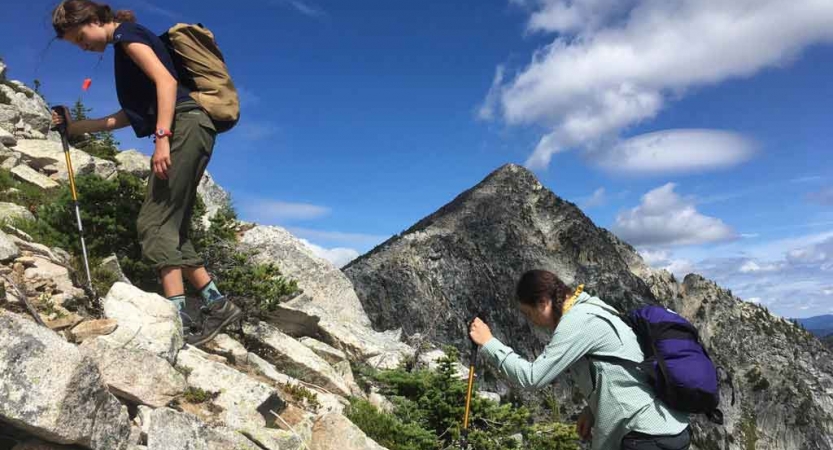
[345, 164, 656, 354]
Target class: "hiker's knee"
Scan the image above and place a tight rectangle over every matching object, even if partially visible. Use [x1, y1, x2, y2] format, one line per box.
[140, 227, 181, 269]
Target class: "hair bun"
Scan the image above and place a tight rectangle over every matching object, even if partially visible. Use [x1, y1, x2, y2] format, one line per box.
[114, 9, 137, 23]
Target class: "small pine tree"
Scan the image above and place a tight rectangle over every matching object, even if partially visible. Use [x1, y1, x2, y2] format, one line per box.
[68, 98, 119, 161]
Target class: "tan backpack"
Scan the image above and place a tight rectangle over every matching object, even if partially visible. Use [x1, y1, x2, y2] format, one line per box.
[161, 23, 240, 133]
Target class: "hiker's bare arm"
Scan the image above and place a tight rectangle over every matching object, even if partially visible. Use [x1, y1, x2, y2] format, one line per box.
[53, 110, 129, 136]
[122, 42, 176, 135]
[70, 111, 129, 136]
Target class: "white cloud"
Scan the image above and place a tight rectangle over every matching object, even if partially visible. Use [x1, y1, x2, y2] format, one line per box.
[747, 297, 762, 304]
[638, 249, 668, 266]
[486, 0, 833, 169]
[594, 129, 755, 175]
[638, 249, 695, 277]
[614, 183, 737, 246]
[739, 260, 781, 273]
[300, 239, 359, 268]
[525, 0, 637, 34]
[240, 200, 330, 223]
[581, 187, 607, 208]
[664, 258, 696, 277]
[479, 66, 505, 121]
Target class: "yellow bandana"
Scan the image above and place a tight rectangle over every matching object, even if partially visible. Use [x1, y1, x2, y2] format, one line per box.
[561, 284, 585, 316]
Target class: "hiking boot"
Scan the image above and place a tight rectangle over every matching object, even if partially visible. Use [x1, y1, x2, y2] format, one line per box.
[185, 298, 243, 346]
[179, 309, 202, 334]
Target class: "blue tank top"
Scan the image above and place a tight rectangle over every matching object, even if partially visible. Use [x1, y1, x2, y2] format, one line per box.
[113, 22, 192, 138]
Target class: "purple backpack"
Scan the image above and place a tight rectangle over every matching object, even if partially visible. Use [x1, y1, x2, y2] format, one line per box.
[593, 305, 726, 424]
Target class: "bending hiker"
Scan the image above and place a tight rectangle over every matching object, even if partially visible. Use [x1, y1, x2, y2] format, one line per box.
[469, 269, 691, 450]
[50, 0, 241, 345]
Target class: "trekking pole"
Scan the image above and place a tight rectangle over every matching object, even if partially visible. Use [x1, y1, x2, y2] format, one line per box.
[50, 106, 97, 302]
[460, 319, 480, 449]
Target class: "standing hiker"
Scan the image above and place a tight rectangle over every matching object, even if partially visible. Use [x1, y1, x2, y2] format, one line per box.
[50, 0, 241, 345]
[469, 269, 691, 450]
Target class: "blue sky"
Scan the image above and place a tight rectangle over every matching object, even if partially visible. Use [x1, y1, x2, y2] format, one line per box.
[2, 0, 832, 318]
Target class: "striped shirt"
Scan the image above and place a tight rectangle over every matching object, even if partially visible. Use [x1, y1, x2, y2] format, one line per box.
[480, 292, 689, 450]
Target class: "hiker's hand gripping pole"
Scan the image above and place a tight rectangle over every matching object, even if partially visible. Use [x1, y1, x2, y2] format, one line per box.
[51, 106, 97, 301]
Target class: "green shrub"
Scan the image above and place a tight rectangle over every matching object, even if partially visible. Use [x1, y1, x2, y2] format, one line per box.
[348, 349, 579, 450]
[194, 204, 299, 312]
[281, 383, 320, 410]
[182, 387, 214, 403]
[346, 398, 438, 450]
[3, 160, 298, 312]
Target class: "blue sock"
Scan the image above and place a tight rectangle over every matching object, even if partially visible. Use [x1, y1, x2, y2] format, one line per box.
[198, 280, 225, 306]
[168, 294, 186, 312]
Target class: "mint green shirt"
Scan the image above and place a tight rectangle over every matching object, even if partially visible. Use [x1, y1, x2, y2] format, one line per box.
[480, 292, 689, 450]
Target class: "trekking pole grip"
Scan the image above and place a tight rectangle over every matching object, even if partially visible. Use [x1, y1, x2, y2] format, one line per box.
[50, 106, 70, 136]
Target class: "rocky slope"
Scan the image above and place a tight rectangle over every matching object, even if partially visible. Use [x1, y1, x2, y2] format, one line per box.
[0, 61, 408, 450]
[345, 163, 833, 450]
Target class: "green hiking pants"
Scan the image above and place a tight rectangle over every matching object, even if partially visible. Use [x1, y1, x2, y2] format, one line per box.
[136, 101, 216, 271]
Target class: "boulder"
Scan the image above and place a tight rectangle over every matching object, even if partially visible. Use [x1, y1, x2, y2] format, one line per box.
[0, 230, 20, 261]
[24, 256, 85, 301]
[80, 337, 187, 407]
[0, 125, 16, 146]
[44, 312, 84, 331]
[100, 255, 132, 285]
[69, 319, 120, 343]
[13, 139, 93, 175]
[93, 157, 118, 180]
[115, 150, 150, 178]
[299, 337, 347, 365]
[202, 333, 248, 367]
[0, 84, 51, 134]
[0, 201, 35, 223]
[0, 312, 131, 450]
[241, 225, 413, 360]
[11, 165, 59, 189]
[146, 408, 261, 450]
[239, 427, 303, 450]
[0, 104, 21, 134]
[242, 321, 351, 397]
[310, 413, 387, 450]
[1, 151, 22, 170]
[101, 282, 184, 364]
[175, 345, 286, 429]
[247, 352, 348, 414]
